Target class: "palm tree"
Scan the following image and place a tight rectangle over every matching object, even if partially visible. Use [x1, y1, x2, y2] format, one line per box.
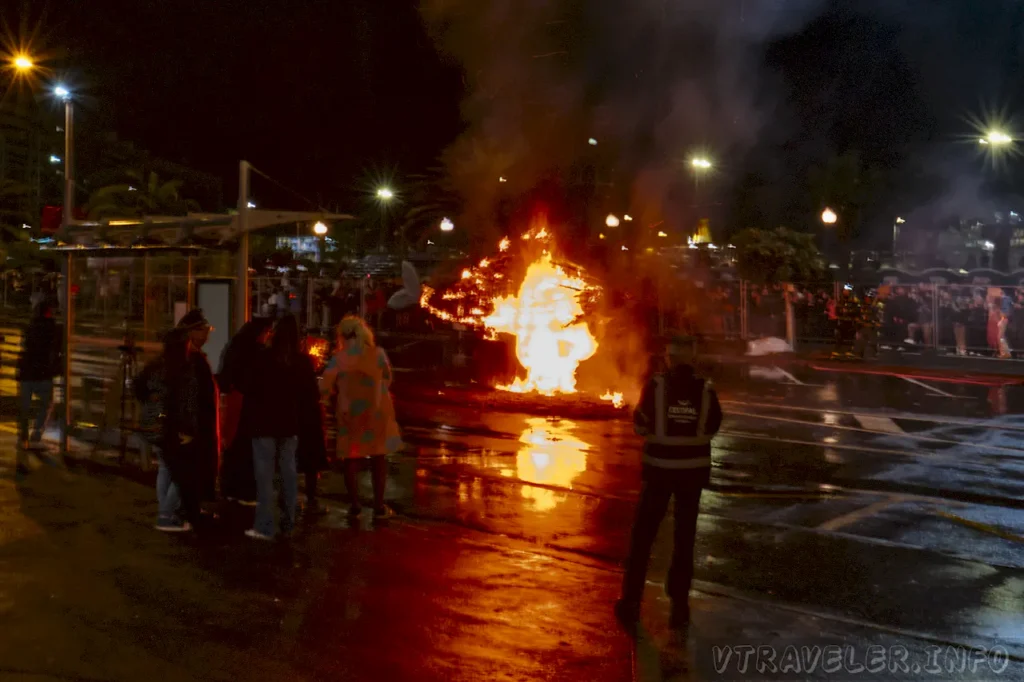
[85, 170, 201, 219]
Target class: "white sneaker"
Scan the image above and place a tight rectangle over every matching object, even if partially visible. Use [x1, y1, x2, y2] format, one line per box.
[245, 528, 274, 541]
[155, 521, 192, 533]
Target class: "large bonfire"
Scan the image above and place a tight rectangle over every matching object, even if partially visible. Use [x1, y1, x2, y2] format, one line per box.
[420, 220, 623, 407]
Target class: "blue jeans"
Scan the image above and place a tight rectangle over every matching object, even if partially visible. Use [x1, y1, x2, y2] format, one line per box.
[252, 436, 298, 537]
[18, 379, 53, 443]
[156, 456, 183, 526]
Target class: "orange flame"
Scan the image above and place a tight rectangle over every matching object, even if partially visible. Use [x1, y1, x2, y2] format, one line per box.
[420, 225, 626, 406]
[488, 253, 597, 395]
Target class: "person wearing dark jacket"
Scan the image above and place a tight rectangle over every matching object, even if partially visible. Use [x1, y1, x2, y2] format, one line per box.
[615, 336, 723, 636]
[16, 301, 62, 460]
[135, 329, 197, 531]
[218, 318, 273, 503]
[242, 315, 319, 539]
[175, 309, 220, 503]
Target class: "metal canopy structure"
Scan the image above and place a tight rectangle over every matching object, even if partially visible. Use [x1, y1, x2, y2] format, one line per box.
[47, 167, 355, 456]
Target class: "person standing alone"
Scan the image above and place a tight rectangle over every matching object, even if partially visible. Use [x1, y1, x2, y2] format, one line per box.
[616, 336, 722, 636]
[16, 301, 61, 469]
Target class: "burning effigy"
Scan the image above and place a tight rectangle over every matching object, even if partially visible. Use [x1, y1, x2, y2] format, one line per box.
[420, 217, 625, 408]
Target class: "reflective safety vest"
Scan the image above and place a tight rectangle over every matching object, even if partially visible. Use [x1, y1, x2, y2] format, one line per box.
[635, 369, 721, 470]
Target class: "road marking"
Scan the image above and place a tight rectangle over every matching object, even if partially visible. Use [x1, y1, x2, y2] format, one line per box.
[897, 375, 958, 398]
[934, 510, 1024, 544]
[725, 410, 1024, 454]
[817, 496, 904, 531]
[853, 415, 904, 434]
[721, 399, 1024, 432]
[773, 366, 804, 385]
[719, 429, 1012, 463]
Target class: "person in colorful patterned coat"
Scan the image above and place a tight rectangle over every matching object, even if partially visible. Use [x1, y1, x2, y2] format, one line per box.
[321, 316, 403, 519]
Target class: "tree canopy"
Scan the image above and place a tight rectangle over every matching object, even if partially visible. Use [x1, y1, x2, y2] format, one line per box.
[732, 226, 827, 285]
[85, 170, 200, 219]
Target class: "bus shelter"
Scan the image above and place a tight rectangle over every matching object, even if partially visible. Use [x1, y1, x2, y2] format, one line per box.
[43, 206, 351, 457]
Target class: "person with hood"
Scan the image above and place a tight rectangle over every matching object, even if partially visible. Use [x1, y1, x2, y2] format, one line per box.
[218, 318, 274, 504]
[175, 309, 220, 504]
[16, 300, 62, 467]
[615, 336, 722, 636]
[242, 314, 319, 539]
[321, 315, 402, 519]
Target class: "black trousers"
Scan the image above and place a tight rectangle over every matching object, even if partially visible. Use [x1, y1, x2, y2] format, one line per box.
[621, 464, 709, 605]
[161, 440, 203, 526]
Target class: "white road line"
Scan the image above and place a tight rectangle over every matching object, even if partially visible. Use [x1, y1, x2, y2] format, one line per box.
[817, 496, 904, 531]
[725, 409, 1024, 454]
[898, 375, 958, 398]
[773, 366, 804, 385]
[721, 398, 1024, 432]
[719, 430, 1013, 464]
[854, 415, 904, 434]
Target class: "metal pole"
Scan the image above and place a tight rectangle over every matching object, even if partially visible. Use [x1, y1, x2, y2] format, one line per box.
[235, 161, 250, 332]
[59, 98, 74, 458]
[142, 254, 149, 341]
[187, 255, 193, 308]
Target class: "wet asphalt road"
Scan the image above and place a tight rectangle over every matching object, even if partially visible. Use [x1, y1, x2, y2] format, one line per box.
[5, 322, 1024, 679]
[390, 362, 1024, 678]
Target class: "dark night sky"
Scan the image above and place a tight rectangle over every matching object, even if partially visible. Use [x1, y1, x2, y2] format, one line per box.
[20, 0, 462, 209]
[11, 0, 1024, 230]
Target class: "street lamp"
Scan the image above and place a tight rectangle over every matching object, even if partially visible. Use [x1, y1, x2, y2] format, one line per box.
[13, 55, 33, 72]
[690, 157, 712, 170]
[980, 130, 1013, 146]
[893, 217, 905, 258]
[605, 214, 620, 228]
[313, 221, 328, 264]
[821, 207, 837, 225]
[440, 217, 454, 232]
[375, 187, 395, 251]
[376, 187, 394, 201]
[54, 82, 74, 456]
[313, 221, 328, 236]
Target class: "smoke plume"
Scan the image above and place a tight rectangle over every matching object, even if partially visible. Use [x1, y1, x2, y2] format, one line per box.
[420, 0, 829, 238]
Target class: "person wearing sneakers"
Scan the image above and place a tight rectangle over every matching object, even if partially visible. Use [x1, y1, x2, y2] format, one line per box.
[15, 300, 61, 471]
[615, 335, 722, 636]
[321, 315, 402, 521]
[241, 315, 319, 540]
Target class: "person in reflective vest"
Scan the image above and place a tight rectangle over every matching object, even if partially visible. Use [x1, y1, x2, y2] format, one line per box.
[615, 335, 723, 635]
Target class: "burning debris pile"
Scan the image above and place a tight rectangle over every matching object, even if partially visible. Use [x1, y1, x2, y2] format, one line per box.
[420, 222, 624, 408]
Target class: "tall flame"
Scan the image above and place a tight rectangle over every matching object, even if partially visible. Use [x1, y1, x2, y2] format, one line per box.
[487, 253, 596, 395]
[420, 226, 625, 406]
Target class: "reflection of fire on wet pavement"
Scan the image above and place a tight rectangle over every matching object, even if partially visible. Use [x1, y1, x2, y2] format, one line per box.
[420, 218, 626, 409]
[513, 418, 589, 512]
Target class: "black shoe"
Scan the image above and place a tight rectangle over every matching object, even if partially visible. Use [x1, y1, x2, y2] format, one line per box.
[614, 599, 640, 637]
[669, 603, 690, 630]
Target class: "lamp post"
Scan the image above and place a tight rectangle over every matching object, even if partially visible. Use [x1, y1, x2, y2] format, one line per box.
[55, 84, 73, 457]
[313, 220, 328, 263]
[893, 216, 905, 261]
[376, 187, 394, 252]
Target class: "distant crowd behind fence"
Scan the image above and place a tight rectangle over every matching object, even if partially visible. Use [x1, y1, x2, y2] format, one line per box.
[7, 263, 1024, 359]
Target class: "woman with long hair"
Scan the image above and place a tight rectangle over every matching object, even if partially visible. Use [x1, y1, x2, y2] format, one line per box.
[241, 314, 319, 539]
[218, 318, 274, 504]
[322, 315, 402, 519]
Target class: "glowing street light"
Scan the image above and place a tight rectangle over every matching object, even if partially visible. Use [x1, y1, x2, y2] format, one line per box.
[313, 221, 328, 236]
[54, 85, 70, 100]
[821, 207, 838, 225]
[440, 217, 454, 232]
[605, 214, 620, 228]
[13, 55, 33, 71]
[623, 214, 633, 221]
[691, 157, 712, 170]
[657, 231, 668, 237]
[588, 138, 598, 146]
[376, 187, 394, 201]
[980, 130, 1013, 146]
